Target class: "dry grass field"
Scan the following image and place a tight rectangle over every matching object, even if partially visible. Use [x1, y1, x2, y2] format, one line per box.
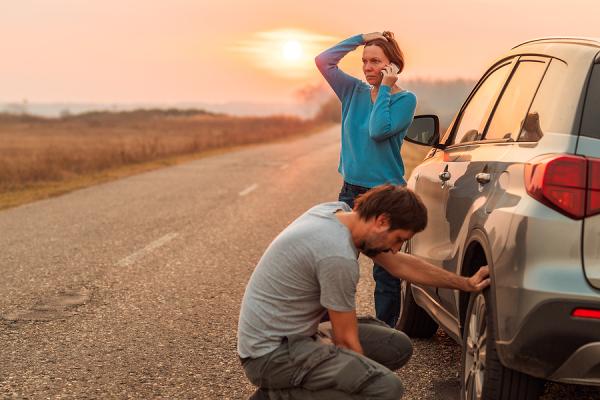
[0, 110, 332, 208]
[0, 98, 432, 209]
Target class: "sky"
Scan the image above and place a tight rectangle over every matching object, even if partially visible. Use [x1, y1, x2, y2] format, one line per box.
[1, 0, 599, 105]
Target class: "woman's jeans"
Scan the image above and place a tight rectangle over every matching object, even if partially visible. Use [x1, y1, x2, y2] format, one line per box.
[339, 182, 402, 328]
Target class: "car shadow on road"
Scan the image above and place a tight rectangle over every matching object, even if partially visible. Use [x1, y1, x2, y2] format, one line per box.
[432, 378, 459, 400]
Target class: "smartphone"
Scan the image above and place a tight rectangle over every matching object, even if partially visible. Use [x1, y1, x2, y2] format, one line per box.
[381, 63, 399, 75]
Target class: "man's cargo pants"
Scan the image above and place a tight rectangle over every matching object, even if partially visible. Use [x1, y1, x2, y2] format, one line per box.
[241, 317, 413, 399]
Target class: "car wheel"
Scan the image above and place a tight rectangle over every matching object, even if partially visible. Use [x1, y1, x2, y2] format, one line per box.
[461, 289, 544, 400]
[395, 280, 439, 338]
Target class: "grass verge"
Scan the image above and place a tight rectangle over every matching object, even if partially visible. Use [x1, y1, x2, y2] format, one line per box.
[0, 123, 333, 211]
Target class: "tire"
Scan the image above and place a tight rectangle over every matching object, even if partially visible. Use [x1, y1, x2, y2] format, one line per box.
[395, 280, 439, 338]
[460, 289, 544, 400]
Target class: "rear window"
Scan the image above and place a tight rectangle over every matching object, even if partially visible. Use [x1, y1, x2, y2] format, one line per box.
[526, 59, 571, 136]
[581, 63, 600, 139]
[485, 60, 547, 141]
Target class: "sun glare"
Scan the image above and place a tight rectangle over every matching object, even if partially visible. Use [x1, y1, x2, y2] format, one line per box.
[282, 40, 302, 61]
[231, 29, 337, 79]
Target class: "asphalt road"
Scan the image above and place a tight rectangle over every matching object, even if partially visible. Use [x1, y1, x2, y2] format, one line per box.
[1, 126, 598, 399]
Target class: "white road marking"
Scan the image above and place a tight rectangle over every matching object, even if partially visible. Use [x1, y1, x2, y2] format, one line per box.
[117, 232, 179, 267]
[239, 183, 258, 196]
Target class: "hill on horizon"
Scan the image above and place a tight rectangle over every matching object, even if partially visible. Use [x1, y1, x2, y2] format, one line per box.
[1, 78, 476, 124]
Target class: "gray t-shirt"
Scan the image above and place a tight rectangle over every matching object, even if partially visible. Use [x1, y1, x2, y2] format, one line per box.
[237, 202, 359, 359]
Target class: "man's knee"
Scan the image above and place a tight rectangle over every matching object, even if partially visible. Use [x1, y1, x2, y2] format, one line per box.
[357, 315, 388, 327]
[358, 322, 413, 371]
[363, 373, 404, 400]
[388, 331, 413, 370]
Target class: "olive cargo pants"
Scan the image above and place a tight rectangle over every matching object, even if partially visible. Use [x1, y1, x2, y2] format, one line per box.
[241, 317, 413, 399]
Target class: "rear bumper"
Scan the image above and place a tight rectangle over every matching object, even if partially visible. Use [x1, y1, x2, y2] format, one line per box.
[550, 342, 600, 385]
[495, 300, 600, 384]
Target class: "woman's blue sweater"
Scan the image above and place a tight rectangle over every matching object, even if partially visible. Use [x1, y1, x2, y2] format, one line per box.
[315, 34, 417, 187]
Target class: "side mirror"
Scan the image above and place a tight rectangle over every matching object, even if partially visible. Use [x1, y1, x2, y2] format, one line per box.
[405, 115, 441, 147]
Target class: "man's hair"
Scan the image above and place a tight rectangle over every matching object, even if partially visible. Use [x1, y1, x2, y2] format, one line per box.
[354, 185, 427, 233]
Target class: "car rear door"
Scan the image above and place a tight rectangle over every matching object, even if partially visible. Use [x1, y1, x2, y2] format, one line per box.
[436, 57, 550, 316]
[408, 59, 515, 311]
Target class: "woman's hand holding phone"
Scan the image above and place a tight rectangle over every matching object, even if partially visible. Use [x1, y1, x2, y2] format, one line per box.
[381, 63, 399, 87]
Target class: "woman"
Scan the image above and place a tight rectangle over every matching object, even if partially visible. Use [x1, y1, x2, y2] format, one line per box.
[315, 31, 417, 328]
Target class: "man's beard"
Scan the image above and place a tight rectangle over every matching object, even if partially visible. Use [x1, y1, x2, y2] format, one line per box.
[359, 241, 387, 258]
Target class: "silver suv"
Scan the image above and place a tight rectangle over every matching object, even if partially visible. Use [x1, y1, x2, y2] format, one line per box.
[401, 37, 600, 400]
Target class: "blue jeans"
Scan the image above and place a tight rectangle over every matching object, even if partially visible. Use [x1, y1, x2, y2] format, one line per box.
[339, 182, 401, 328]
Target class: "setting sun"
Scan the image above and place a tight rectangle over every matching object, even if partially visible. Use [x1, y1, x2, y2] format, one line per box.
[231, 29, 337, 79]
[282, 40, 303, 61]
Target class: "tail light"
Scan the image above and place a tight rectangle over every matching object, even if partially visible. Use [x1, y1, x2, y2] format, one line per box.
[588, 158, 600, 217]
[572, 308, 600, 320]
[525, 155, 600, 219]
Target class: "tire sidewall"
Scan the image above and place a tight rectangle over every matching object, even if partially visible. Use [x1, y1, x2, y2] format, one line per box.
[460, 289, 492, 400]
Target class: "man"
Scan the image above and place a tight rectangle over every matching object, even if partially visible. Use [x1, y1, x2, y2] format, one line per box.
[238, 185, 490, 399]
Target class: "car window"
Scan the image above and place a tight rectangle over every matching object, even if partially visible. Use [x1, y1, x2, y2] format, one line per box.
[581, 63, 600, 140]
[485, 60, 547, 141]
[522, 59, 569, 138]
[450, 63, 512, 145]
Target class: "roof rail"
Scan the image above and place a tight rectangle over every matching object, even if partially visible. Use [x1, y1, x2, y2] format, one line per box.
[513, 37, 600, 49]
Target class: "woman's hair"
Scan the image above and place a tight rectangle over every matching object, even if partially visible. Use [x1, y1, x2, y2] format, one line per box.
[365, 31, 405, 74]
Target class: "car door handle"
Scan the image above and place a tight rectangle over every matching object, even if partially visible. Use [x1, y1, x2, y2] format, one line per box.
[476, 172, 491, 184]
[439, 171, 451, 182]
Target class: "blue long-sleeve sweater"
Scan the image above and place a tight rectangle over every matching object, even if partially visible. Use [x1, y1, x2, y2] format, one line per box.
[315, 34, 417, 187]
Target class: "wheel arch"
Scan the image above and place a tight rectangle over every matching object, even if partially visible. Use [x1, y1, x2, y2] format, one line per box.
[457, 228, 498, 335]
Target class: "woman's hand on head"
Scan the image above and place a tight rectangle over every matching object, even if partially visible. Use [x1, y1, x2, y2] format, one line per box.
[362, 32, 387, 43]
[381, 63, 399, 87]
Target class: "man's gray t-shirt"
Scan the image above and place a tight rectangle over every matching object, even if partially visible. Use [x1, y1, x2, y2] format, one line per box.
[237, 202, 359, 359]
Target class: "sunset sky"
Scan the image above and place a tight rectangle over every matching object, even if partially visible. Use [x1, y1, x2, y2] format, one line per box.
[1, 0, 599, 105]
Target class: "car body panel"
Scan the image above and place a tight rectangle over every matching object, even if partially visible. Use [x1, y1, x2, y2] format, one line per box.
[405, 38, 600, 384]
[408, 153, 449, 303]
[576, 119, 600, 290]
[582, 212, 600, 289]
[410, 284, 461, 341]
[436, 144, 508, 317]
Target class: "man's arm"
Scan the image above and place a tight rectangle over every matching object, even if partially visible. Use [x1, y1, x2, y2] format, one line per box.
[327, 309, 363, 354]
[372, 251, 490, 292]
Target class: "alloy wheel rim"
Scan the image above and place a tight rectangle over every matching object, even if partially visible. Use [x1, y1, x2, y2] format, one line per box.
[464, 293, 487, 400]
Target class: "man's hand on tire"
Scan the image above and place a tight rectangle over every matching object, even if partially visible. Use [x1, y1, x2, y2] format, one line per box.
[464, 266, 491, 292]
